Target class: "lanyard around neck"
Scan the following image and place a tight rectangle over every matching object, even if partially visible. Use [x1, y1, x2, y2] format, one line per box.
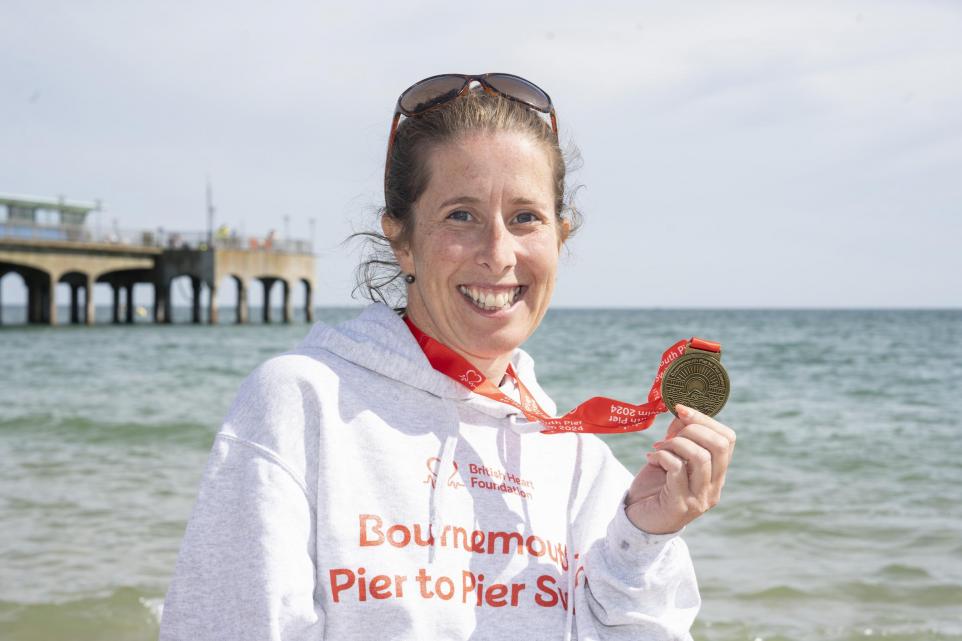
[403, 316, 723, 435]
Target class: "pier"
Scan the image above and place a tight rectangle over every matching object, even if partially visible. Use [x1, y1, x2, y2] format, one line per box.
[0, 194, 316, 326]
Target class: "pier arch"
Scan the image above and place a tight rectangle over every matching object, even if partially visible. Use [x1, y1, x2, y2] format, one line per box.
[0, 268, 27, 324]
[254, 276, 280, 323]
[0, 260, 56, 325]
[253, 275, 304, 323]
[211, 274, 247, 324]
[166, 273, 212, 324]
[96, 268, 155, 324]
[300, 277, 314, 323]
[57, 270, 94, 324]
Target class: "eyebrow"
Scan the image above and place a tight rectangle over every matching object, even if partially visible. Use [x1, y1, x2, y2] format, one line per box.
[437, 196, 543, 208]
[438, 196, 481, 209]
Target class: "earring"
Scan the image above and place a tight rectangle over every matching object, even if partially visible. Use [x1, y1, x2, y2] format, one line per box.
[404, 274, 415, 284]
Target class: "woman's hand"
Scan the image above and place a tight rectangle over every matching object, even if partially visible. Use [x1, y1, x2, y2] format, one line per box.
[625, 404, 737, 535]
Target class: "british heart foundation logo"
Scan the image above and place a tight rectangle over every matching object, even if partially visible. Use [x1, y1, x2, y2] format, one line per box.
[459, 369, 483, 388]
[424, 457, 466, 490]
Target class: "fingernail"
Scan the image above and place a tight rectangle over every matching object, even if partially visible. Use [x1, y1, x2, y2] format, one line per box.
[645, 451, 655, 460]
[676, 404, 691, 418]
[653, 440, 665, 447]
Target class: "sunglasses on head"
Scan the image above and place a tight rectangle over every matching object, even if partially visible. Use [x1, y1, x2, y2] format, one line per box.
[384, 73, 558, 179]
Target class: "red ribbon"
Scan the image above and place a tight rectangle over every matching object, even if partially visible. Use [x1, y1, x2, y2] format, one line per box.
[404, 316, 717, 435]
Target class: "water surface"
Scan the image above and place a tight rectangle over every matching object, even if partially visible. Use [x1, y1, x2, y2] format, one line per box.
[1, 307, 959, 640]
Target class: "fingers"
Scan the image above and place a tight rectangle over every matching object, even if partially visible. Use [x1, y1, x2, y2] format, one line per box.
[665, 424, 731, 485]
[653, 404, 737, 510]
[646, 448, 690, 503]
[653, 433, 712, 497]
[664, 405, 735, 477]
[673, 404, 737, 446]
[637, 406, 739, 532]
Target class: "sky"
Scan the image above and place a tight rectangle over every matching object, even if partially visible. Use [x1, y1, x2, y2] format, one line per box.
[1, 0, 960, 308]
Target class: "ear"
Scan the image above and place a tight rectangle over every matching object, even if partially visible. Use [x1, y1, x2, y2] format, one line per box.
[381, 214, 416, 276]
[559, 217, 571, 247]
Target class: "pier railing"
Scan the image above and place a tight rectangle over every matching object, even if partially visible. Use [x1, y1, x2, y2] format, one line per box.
[0, 221, 312, 254]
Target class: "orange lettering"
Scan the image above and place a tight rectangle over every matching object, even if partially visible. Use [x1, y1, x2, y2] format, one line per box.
[368, 575, 392, 599]
[435, 576, 455, 600]
[526, 535, 546, 557]
[359, 514, 383, 546]
[329, 569, 354, 603]
[488, 531, 523, 555]
[485, 583, 508, 607]
[534, 575, 558, 607]
[386, 524, 411, 548]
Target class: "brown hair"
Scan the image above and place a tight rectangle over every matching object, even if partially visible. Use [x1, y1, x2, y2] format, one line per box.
[353, 90, 582, 305]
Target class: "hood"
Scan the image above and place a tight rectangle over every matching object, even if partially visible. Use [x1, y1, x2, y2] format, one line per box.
[296, 302, 558, 422]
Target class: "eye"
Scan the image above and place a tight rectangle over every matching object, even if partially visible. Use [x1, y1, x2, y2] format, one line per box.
[513, 212, 541, 224]
[447, 210, 473, 222]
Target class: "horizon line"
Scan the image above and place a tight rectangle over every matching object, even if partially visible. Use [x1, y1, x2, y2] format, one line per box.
[0, 303, 958, 312]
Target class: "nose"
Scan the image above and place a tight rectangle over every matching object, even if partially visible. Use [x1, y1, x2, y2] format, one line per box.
[476, 216, 516, 274]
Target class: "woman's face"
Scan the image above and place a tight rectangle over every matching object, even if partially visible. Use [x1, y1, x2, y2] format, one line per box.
[386, 130, 568, 365]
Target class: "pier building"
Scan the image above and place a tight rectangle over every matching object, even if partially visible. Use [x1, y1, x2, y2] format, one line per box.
[0, 194, 316, 326]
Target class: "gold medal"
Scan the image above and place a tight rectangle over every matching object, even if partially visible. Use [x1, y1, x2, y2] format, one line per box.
[661, 339, 730, 417]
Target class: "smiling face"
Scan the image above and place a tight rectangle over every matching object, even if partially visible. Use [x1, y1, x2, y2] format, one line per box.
[384, 130, 568, 379]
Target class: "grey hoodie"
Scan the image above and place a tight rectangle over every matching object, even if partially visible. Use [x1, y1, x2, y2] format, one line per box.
[160, 303, 700, 640]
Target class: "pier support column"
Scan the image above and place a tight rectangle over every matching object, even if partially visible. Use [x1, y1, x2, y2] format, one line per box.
[41, 275, 55, 325]
[208, 281, 218, 325]
[84, 275, 95, 325]
[282, 279, 292, 324]
[112, 284, 121, 323]
[36, 281, 46, 324]
[26, 277, 36, 323]
[262, 278, 275, 324]
[125, 283, 134, 323]
[304, 281, 313, 323]
[191, 276, 202, 324]
[30, 276, 46, 324]
[70, 283, 80, 323]
[153, 279, 168, 324]
[236, 279, 248, 324]
[163, 280, 173, 324]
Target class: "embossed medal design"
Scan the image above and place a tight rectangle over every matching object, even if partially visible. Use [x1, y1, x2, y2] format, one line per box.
[661, 343, 730, 418]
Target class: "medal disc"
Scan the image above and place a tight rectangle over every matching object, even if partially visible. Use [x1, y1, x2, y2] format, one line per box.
[661, 351, 730, 417]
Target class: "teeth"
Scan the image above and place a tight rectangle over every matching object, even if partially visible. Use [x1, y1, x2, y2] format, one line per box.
[458, 286, 523, 311]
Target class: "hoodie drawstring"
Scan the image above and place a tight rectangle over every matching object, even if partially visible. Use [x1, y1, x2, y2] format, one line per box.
[428, 414, 461, 564]
[563, 424, 583, 641]
[508, 415, 577, 640]
[564, 481, 576, 641]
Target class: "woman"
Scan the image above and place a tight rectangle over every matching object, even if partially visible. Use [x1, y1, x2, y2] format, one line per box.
[160, 73, 736, 641]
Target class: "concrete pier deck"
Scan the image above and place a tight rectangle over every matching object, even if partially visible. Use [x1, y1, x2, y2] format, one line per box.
[0, 195, 316, 326]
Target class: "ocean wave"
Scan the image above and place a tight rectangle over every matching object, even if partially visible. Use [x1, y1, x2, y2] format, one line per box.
[0, 413, 213, 448]
[0, 587, 161, 641]
[830, 580, 962, 607]
[736, 585, 814, 601]
[876, 563, 931, 580]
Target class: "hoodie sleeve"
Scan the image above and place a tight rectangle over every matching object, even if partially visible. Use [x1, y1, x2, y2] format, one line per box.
[159, 359, 325, 641]
[572, 438, 701, 641]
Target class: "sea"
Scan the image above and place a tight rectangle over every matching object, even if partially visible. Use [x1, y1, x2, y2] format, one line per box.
[1, 306, 960, 641]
